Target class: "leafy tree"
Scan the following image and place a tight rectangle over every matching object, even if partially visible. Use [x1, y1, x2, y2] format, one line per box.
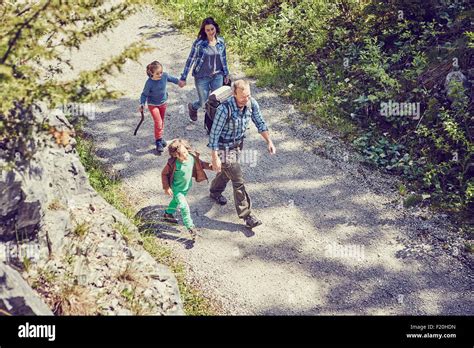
[0, 1, 152, 169]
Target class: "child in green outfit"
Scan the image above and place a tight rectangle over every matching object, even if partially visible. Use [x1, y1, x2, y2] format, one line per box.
[161, 139, 212, 238]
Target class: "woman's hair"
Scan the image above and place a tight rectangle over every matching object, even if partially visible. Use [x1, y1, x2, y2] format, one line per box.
[197, 17, 220, 41]
[146, 61, 162, 78]
[168, 139, 192, 158]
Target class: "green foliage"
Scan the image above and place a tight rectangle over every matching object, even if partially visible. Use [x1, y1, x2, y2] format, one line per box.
[0, 1, 152, 169]
[73, 222, 90, 238]
[353, 131, 415, 175]
[76, 135, 116, 192]
[403, 194, 423, 208]
[157, 0, 473, 212]
[22, 255, 32, 272]
[398, 184, 408, 196]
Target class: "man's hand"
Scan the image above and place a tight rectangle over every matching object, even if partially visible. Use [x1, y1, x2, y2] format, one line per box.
[267, 141, 276, 155]
[178, 80, 186, 88]
[164, 188, 172, 196]
[224, 76, 230, 85]
[138, 105, 144, 113]
[211, 151, 222, 173]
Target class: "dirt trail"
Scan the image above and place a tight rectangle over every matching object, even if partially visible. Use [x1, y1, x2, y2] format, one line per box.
[66, 6, 472, 315]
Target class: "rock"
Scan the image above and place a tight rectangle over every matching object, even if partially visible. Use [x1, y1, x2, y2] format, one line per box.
[0, 170, 42, 242]
[116, 308, 133, 315]
[97, 246, 113, 258]
[41, 210, 71, 254]
[0, 262, 53, 315]
[0, 104, 185, 317]
[110, 298, 119, 308]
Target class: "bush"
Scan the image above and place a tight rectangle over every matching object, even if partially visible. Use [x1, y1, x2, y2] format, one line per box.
[157, 0, 473, 212]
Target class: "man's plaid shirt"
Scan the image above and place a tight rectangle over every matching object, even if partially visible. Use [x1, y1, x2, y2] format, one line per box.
[207, 96, 269, 151]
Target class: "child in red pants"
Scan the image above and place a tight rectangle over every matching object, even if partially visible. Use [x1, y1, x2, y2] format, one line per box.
[139, 61, 182, 154]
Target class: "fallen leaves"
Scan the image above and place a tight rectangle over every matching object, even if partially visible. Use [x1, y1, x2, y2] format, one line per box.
[49, 127, 75, 146]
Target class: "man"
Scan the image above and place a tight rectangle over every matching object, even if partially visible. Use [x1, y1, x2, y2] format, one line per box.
[208, 79, 276, 228]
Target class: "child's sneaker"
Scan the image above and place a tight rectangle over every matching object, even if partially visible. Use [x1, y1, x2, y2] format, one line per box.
[188, 227, 198, 240]
[163, 212, 178, 224]
[188, 103, 198, 121]
[156, 139, 164, 155]
[244, 214, 262, 228]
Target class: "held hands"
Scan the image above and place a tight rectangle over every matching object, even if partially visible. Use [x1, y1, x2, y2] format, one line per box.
[211, 155, 222, 173]
[178, 80, 186, 88]
[164, 188, 173, 196]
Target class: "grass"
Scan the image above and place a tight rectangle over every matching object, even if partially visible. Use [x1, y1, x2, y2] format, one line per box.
[114, 222, 134, 244]
[52, 283, 96, 315]
[245, 59, 286, 89]
[117, 262, 144, 285]
[30, 266, 57, 290]
[48, 198, 64, 210]
[22, 255, 32, 272]
[73, 222, 90, 238]
[76, 131, 219, 315]
[403, 194, 423, 208]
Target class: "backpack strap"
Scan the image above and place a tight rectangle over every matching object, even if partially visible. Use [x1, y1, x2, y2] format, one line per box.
[219, 98, 254, 149]
[218, 100, 234, 147]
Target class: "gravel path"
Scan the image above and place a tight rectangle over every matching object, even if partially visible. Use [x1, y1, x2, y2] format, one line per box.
[66, 6, 472, 315]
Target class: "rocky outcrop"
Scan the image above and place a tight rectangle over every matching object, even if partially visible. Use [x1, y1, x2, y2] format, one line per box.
[0, 104, 184, 315]
[0, 263, 53, 315]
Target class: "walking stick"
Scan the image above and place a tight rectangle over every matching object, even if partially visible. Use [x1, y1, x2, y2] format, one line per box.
[134, 109, 145, 136]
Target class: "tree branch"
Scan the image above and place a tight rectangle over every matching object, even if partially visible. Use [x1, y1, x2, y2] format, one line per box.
[0, 0, 51, 64]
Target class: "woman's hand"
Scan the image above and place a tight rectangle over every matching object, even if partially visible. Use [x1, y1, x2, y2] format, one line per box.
[164, 188, 173, 196]
[178, 80, 186, 88]
[267, 141, 276, 155]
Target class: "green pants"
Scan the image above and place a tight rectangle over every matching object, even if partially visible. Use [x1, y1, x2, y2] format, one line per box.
[165, 189, 194, 229]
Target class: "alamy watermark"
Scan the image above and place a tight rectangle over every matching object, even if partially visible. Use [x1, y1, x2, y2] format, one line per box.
[60, 103, 96, 120]
[220, 148, 259, 167]
[324, 243, 365, 261]
[380, 100, 421, 120]
[0, 243, 40, 264]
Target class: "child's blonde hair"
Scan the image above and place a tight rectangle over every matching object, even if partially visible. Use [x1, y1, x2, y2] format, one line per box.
[146, 61, 162, 78]
[168, 139, 192, 158]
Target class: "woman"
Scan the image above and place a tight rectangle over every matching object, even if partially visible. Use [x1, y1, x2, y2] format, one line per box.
[178, 17, 230, 122]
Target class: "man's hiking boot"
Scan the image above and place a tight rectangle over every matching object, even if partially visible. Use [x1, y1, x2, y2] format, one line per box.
[244, 214, 262, 228]
[188, 103, 198, 121]
[156, 139, 164, 155]
[163, 212, 178, 224]
[210, 193, 227, 205]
